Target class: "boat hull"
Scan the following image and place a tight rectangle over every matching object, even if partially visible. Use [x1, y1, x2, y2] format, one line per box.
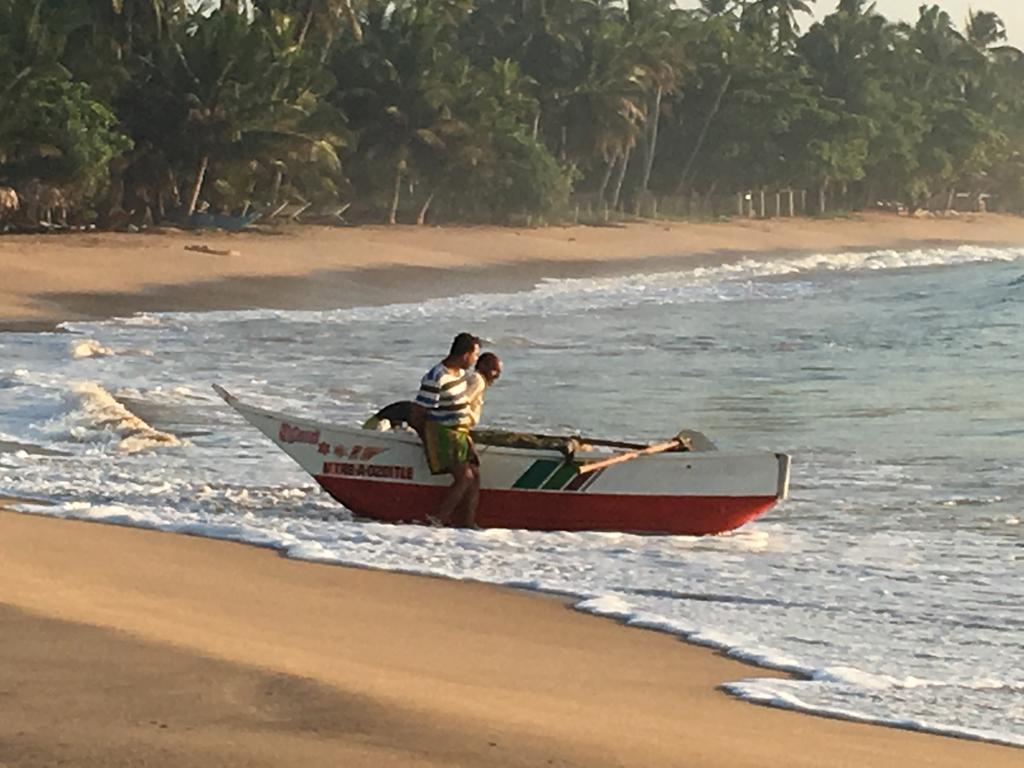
[316, 476, 779, 535]
[215, 385, 790, 536]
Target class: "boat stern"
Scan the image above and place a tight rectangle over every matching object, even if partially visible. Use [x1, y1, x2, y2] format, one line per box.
[775, 452, 792, 499]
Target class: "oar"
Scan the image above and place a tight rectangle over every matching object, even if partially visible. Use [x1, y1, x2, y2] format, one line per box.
[575, 437, 685, 475]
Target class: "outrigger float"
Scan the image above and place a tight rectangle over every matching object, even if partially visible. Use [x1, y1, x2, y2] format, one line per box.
[215, 385, 790, 536]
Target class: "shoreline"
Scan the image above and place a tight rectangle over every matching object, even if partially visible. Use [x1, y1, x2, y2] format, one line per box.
[2, 508, 1021, 767]
[3, 212, 1024, 330]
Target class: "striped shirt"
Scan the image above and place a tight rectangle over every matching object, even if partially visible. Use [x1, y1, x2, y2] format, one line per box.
[416, 362, 473, 427]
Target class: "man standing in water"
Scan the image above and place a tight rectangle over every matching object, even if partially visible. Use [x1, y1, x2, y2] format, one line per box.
[415, 333, 499, 527]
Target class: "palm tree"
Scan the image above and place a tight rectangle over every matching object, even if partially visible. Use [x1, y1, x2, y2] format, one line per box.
[745, 0, 815, 50]
[625, 0, 694, 203]
[965, 10, 1006, 51]
[131, 3, 343, 216]
[329, 0, 474, 223]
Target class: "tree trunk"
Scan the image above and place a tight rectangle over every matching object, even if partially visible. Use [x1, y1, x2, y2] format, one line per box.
[787, 188, 794, 217]
[639, 85, 663, 196]
[532, 111, 540, 141]
[388, 159, 404, 225]
[169, 171, 181, 209]
[186, 154, 209, 217]
[106, 167, 125, 222]
[611, 147, 632, 210]
[596, 154, 617, 202]
[416, 193, 434, 225]
[270, 168, 283, 206]
[818, 182, 827, 215]
[700, 181, 717, 216]
[341, 0, 363, 42]
[675, 74, 732, 195]
[297, 1, 315, 47]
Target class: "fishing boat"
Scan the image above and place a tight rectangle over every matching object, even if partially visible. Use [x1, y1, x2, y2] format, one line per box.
[214, 385, 790, 536]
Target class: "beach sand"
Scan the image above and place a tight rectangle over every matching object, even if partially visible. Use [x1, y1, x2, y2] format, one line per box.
[2, 510, 1021, 768]
[3, 215, 1024, 766]
[4, 212, 1024, 329]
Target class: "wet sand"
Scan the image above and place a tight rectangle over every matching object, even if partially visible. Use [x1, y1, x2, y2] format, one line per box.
[2, 510, 1021, 768]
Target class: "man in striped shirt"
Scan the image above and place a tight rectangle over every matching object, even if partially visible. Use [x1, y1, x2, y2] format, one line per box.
[416, 332, 482, 527]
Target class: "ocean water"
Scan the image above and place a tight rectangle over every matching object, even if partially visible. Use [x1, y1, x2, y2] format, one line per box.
[1, 244, 1022, 746]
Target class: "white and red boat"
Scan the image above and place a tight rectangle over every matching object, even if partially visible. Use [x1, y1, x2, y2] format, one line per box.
[215, 385, 790, 536]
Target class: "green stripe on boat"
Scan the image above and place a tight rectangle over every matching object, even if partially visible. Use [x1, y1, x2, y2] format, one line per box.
[512, 459, 562, 489]
[541, 461, 579, 490]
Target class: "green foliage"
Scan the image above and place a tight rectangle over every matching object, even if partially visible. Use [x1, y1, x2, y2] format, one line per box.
[0, 0, 1023, 223]
[0, 77, 131, 197]
[0, 0, 131, 201]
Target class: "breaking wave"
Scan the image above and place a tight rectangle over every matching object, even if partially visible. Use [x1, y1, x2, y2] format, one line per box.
[67, 382, 181, 454]
[71, 339, 116, 359]
[57, 244, 1024, 332]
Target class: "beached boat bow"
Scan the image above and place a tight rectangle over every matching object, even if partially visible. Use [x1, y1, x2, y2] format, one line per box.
[214, 385, 790, 536]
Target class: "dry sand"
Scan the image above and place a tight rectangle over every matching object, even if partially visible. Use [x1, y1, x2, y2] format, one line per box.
[3, 212, 1024, 329]
[3, 215, 1024, 766]
[2, 510, 1021, 768]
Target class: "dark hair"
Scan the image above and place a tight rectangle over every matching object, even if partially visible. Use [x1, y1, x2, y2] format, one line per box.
[450, 332, 480, 356]
[477, 352, 500, 370]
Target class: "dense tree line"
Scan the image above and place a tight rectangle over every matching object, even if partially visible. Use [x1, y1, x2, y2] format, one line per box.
[0, 0, 1022, 227]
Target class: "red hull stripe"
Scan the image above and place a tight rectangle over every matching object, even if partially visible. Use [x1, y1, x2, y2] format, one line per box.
[315, 475, 778, 536]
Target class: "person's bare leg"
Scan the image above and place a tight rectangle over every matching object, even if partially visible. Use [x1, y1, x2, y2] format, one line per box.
[435, 462, 472, 524]
[453, 465, 480, 528]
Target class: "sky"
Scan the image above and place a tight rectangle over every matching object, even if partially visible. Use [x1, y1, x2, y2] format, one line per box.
[681, 1, 1024, 49]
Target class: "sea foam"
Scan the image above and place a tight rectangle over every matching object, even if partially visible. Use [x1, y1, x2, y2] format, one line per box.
[67, 381, 181, 453]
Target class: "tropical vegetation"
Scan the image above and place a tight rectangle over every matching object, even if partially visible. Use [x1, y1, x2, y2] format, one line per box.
[1, 0, 1022, 226]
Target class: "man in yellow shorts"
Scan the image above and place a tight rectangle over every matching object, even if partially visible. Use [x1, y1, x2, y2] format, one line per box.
[416, 334, 501, 527]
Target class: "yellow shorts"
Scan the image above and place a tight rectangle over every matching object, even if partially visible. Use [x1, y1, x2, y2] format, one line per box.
[423, 421, 473, 475]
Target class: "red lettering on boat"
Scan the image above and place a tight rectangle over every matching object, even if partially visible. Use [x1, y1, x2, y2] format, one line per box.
[279, 422, 320, 444]
[321, 462, 414, 481]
